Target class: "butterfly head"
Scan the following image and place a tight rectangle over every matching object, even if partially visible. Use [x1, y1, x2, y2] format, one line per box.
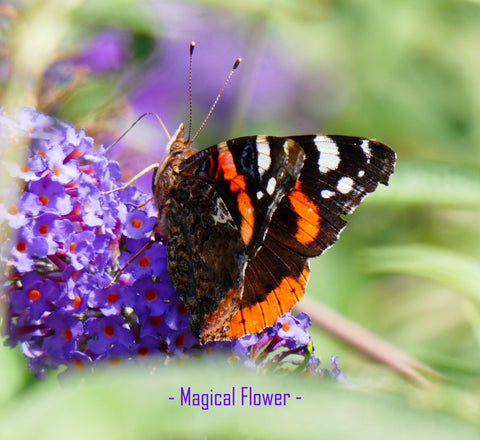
[152, 123, 195, 238]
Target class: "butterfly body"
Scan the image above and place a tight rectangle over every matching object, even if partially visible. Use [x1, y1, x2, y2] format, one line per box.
[153, 124, 395, 343]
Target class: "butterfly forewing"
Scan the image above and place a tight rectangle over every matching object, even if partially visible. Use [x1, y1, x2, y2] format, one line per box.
[179, 136, 305, 257]
[266, 134, 396, 258]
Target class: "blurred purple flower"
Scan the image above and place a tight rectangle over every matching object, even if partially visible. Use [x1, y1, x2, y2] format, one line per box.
[43, 312, 84, 358]
[9, 273, 61, 319]
[43, 29, 131, 90]
[133, 277, 172, 316]
[72, 30, 131, 72]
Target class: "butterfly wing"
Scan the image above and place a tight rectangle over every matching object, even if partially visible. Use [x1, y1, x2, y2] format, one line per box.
[222, 135, 396, 339]
[168, 134, 395, 341]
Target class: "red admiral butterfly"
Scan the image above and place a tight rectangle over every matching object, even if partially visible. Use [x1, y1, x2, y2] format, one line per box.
[151, 43, 396, 343]
[153, 125, 395, 343]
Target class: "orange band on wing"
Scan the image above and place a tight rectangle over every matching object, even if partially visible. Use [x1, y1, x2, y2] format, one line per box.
[216, 149, 247, 190]
[288, 182, 321, 246]
[200, 287, 240, 343]
[215, 148, 253, 246]
[225, 265, 310, 339]
[237, 191, 254, 246]
[229, 174, 247, 192]
[216, 149, 237, 180]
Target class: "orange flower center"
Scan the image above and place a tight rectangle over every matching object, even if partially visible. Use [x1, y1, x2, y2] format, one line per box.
[103, 324, 115, 337]
[109, 358, 121, 366]
[131, 219, 143, 228]
[138, 256, 151, 268]
[145, 289, 157, 301]
[150, 316, 162, 326]
[138, 347, 149, 357]
[73, 359, 84, 369]
[7, 205, 18, 215]
[28, 289, 41, 301]
[38, 195, 49, 206]
[175, 335, 185, 347]
[62, 328, 72, 341]
[16, 241, 27, 252]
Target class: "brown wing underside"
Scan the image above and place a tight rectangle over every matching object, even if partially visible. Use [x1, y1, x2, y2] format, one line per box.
[166, 177, 247, 341]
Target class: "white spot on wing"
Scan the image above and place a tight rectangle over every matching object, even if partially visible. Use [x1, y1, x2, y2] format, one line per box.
[256, 191, 264, 200]
[337, 177, 354, 194]
[282, 139, 291, 156]
[211, 198, 233, 224]
[315, 135, 340, 173]
[361, 139, 372, 163]
[256, 137, 271, 176]
[357, 169, 365, 178]
[266, 177, 276, 195]
[321, 189, 335, 199]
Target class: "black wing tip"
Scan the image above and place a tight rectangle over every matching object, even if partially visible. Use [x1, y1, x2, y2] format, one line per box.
[367, 139, 397, 185]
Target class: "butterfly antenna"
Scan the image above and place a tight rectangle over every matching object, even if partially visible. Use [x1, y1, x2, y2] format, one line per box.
[187, 41, 195, 141]
[191, 57, 242, 142]
[104, 112, 171, 154]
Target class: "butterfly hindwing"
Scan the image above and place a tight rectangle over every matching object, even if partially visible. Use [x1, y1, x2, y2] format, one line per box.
[166, 176, 247, 341]
[225, 234, 310, 339]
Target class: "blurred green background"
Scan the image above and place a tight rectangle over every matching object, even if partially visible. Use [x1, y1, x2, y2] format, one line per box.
[1, 0, 479, 438]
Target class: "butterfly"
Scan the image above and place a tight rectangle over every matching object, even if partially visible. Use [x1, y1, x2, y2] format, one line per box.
[152, 122, 396, 343]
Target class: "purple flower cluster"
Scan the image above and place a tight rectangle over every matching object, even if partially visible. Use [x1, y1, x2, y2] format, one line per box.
[1, 108, 341, 380]
[229, 313, 318, 372]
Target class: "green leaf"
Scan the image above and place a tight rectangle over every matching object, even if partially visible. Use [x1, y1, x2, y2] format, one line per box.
[361, 244, 480, 305]
[59, 78, 126, 124]
[0, 361, 478, 440]
[366, 161, 480, 210]
[76, 0, 157, 35]
[3, 0, 86, 109]
[0, 340, 28, 406]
